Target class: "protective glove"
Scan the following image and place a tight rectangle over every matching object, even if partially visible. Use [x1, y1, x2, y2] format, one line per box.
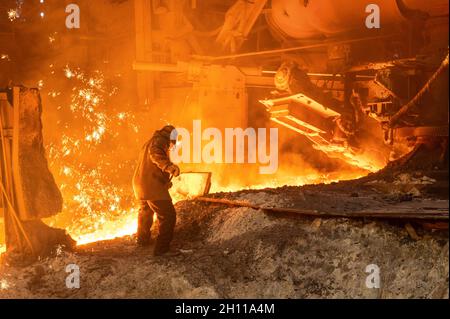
[166, 164, 180, 177]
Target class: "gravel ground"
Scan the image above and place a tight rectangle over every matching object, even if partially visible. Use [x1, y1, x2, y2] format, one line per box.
[0, 174, 448, 299]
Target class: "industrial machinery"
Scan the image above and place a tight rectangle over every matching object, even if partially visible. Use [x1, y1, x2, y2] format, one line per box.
[0, 0, 447, 261]
[134, 0, 449, 171]
[259, 0, 449, 170]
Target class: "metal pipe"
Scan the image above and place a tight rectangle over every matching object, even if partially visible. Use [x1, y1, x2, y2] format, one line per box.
[196, 197, 449, 221]
[133, 61, 183, 73]
[389, 53, 449, 127]
[191, 34, 399, 61]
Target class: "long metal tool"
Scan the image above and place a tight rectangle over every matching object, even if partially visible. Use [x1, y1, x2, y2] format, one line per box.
[196, 197, 449, 222]
[192, 34, 399, 61]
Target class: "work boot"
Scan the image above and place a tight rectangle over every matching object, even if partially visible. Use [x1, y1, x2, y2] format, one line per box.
[137, 201, 154, 247]
[153, 247, 181, 257]
[153, 243, 170, 256]
[136, 237, 152, 247]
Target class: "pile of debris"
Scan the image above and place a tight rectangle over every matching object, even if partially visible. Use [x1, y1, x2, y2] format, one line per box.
[0, 171, 448, 298]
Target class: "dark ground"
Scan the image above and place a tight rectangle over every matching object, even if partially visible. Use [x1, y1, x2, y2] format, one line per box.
[0, 166, 448, 298]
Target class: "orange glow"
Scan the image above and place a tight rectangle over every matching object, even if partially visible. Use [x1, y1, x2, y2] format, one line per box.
[42, 65, 141, 246]
[36, 65, 378, 248]
[49, 166, 367, 246]
[73, 208, 138, 245]
[0, 65, 379, 252]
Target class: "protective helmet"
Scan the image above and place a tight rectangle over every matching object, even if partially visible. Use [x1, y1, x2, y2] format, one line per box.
[161, 125, 178, 141]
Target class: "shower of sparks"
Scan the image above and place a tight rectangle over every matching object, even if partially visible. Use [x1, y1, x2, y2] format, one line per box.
[48, 91, 61, 98]
[7, 9, 19, 21]
[7, 0, 24, 22]
[62, 66, 113, 145]
[64, 65, 75, 79]
[44, 65, 142, 245]
[40, 65, 366, 247]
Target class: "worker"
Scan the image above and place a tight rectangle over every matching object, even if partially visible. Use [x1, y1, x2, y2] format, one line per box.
[132, 125, 181, 256]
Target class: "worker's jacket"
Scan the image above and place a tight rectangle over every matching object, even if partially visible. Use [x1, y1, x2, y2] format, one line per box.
[133, 130, 173, 201]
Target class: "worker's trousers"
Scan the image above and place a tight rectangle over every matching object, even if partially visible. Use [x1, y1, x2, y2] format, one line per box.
[137, 200, 176, 252]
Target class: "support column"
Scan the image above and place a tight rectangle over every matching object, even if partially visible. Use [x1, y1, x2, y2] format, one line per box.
[134, 0, 154, 107]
